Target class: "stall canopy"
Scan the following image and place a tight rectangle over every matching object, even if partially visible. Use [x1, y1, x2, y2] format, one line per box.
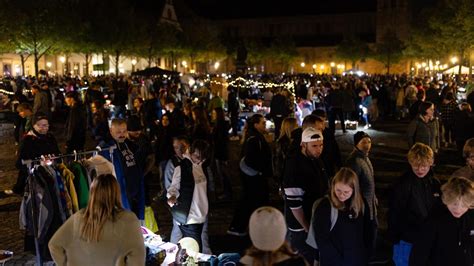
[131, 67, 179, 76]
[443, 65, 471, 75]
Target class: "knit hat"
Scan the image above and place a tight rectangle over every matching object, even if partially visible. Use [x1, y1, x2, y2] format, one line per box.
[249, 207, 287, 251]
[127, 115, 143, 131]
[301, 127, 323, 144]
[354, 131, 370, 146]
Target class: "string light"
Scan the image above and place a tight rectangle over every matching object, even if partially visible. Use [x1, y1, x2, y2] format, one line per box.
[0, 89, 14, 95]
[210, 77, 294, 91]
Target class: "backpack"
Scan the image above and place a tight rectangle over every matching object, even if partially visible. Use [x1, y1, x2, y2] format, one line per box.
[306, 196, 338, 249]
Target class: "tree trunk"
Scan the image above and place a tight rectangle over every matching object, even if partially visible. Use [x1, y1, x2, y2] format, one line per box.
[65, 54, 70, 75]
[469, 50, 473, 80]
[351, 60, 356, 70]
[84, 53, 90, 76]
[386, 53, 391, 74]
[34, 48, 39, 78]
[147, 45, 153, 68]
[115, 50, 120, 75]
[20, 54, 26, 76]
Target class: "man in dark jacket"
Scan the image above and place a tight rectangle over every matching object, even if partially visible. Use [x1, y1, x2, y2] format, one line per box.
[270, 89, 291, 138]
[64, 91, 87, 153]
[284, 127, 327, 263]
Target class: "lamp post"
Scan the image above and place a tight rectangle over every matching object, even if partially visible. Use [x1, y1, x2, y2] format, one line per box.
[131, 59, 137, 73]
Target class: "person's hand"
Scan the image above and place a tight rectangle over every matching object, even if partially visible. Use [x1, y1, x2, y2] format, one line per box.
[375, 196, 379, 207]
[167, 196, 177, 207]
[40, 154, 54, 166]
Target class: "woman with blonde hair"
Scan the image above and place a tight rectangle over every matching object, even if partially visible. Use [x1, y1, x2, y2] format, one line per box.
[274, 117, 298, 179]
[410, 176, 474, 266]
[48, 174, 145, 265]
[310, 167, 374, 266]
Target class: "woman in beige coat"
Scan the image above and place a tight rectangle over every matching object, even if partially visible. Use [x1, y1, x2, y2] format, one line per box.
[48, 174, 145, 266]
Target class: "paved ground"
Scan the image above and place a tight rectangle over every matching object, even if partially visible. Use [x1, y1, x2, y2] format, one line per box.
[0, 118, 464, 265]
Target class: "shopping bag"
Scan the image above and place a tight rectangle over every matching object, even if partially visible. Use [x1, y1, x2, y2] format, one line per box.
[144, 206, 159, 233]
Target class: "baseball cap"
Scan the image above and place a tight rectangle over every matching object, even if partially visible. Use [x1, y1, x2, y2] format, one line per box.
[301, 127, 324, 144]
[249, 207, 287, 251]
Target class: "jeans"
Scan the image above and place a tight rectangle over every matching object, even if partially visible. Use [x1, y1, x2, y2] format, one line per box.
[171, 218, 212, 254]
[179, 223, 204, 252]
[393, 240, 413, 266]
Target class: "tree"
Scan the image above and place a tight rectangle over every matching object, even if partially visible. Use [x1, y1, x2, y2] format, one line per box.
[0, 0, 61, 77]
[427, 0, 474, 76]
[266, 37, 299, 73]
[373, 29, 404, 74]
[334, 36, 370, 69]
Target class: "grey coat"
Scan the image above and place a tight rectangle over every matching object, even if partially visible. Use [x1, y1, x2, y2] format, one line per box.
[345, 148, 377, 220]
[407, 115, 439, 151]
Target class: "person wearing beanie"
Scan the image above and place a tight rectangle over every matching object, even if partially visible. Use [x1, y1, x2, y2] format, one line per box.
[240, 207, 307, 265]
[127, 115, 155, 206]
[345, 131, 378, 257]
[283, 127, 328, 263]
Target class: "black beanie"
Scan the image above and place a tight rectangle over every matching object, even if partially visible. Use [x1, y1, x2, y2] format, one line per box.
[127, 115, 143, 131]
[354, 131, 370, 146]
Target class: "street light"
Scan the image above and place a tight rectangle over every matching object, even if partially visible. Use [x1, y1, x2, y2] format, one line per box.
[450, 56, 458, 65]
[46, 62, 52, 68]
[330, 62, 336, 67]
[300, 62, 305, 68]
[214, 62, 220, 70]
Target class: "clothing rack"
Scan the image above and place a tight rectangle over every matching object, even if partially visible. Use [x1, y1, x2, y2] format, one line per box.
[20, 145, 116, 265]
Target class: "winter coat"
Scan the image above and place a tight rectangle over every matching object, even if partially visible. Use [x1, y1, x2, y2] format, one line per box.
[410, 206, 474, 266]
[345, 148, 376, 220]
[388, 169, 441, 243]
[407, 115, 439, 151]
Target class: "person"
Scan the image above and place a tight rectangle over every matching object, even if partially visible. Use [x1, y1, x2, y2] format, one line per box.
[143, 90, 163, 140]
[440, 92, 458, 147]
[127, 116, 155, 206]
[165, 97, 186, 138]
[240, 206, 307, 265]
[132, 97, 145, 128]
[167, 139, 210, 252]
[5, 113, 61, 196]
[227, 86, 240, 140]
[408, 89, 425, 120]
[309, 167, 374, 266]
[407, 101, 439, 152]
[326, 85, 346, 133]
[155, 114, 174, 174]
[211, 107, 232, 200]
[100, 119, 145, 221]
[84, 83, 105, 129]
[388, 142, 441, 266]
[313, 109, 342, 178]
[15, 102, 33, 147]
[345, 131, 377, 255]
[48, 174, 145, 265]
[452, 138, 474, 180]
[283, 127, 328, 263]
[274, 117, 298, 181]
[31, 84, 50, 117]
[191, 106, 211, 142]
[228, 114, 273, 236]
[409, 176, 474, 266]
[64, 91, 87, 153]
[454, 103, 474, 155]
[270, 89, 292, 138]
[90, 100, 111, 146]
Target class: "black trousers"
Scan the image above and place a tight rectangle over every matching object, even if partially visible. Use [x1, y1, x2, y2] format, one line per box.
[229, 172, 269, 232]
[328, 107, 346, 132]
[179, 223, 204, 252]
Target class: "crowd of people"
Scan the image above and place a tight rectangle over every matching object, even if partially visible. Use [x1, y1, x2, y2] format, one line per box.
[1, 71, 474, 265]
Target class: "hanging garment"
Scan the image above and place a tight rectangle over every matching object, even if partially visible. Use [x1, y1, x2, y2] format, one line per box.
[57, 163, 79, 213]
[44, 166, 72, 219]
[69, 161, 89, 209]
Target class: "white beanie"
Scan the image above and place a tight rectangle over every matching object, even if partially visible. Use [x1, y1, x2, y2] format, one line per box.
[249, 207, 287, 251]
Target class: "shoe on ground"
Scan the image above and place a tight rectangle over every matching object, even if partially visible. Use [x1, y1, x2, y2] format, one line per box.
[226, 228, 247, 237]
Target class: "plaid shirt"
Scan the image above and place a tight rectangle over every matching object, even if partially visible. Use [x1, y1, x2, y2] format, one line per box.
[440, 100, 457, 122]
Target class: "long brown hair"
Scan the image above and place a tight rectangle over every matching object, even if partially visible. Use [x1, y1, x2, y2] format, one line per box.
[245, 241, 307, 266]
[329, 167, 365, 218]
[80, 174, 124, 242]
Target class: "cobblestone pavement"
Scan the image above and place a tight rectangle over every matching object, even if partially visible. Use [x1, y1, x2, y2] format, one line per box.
[0, 119, 464, 265]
